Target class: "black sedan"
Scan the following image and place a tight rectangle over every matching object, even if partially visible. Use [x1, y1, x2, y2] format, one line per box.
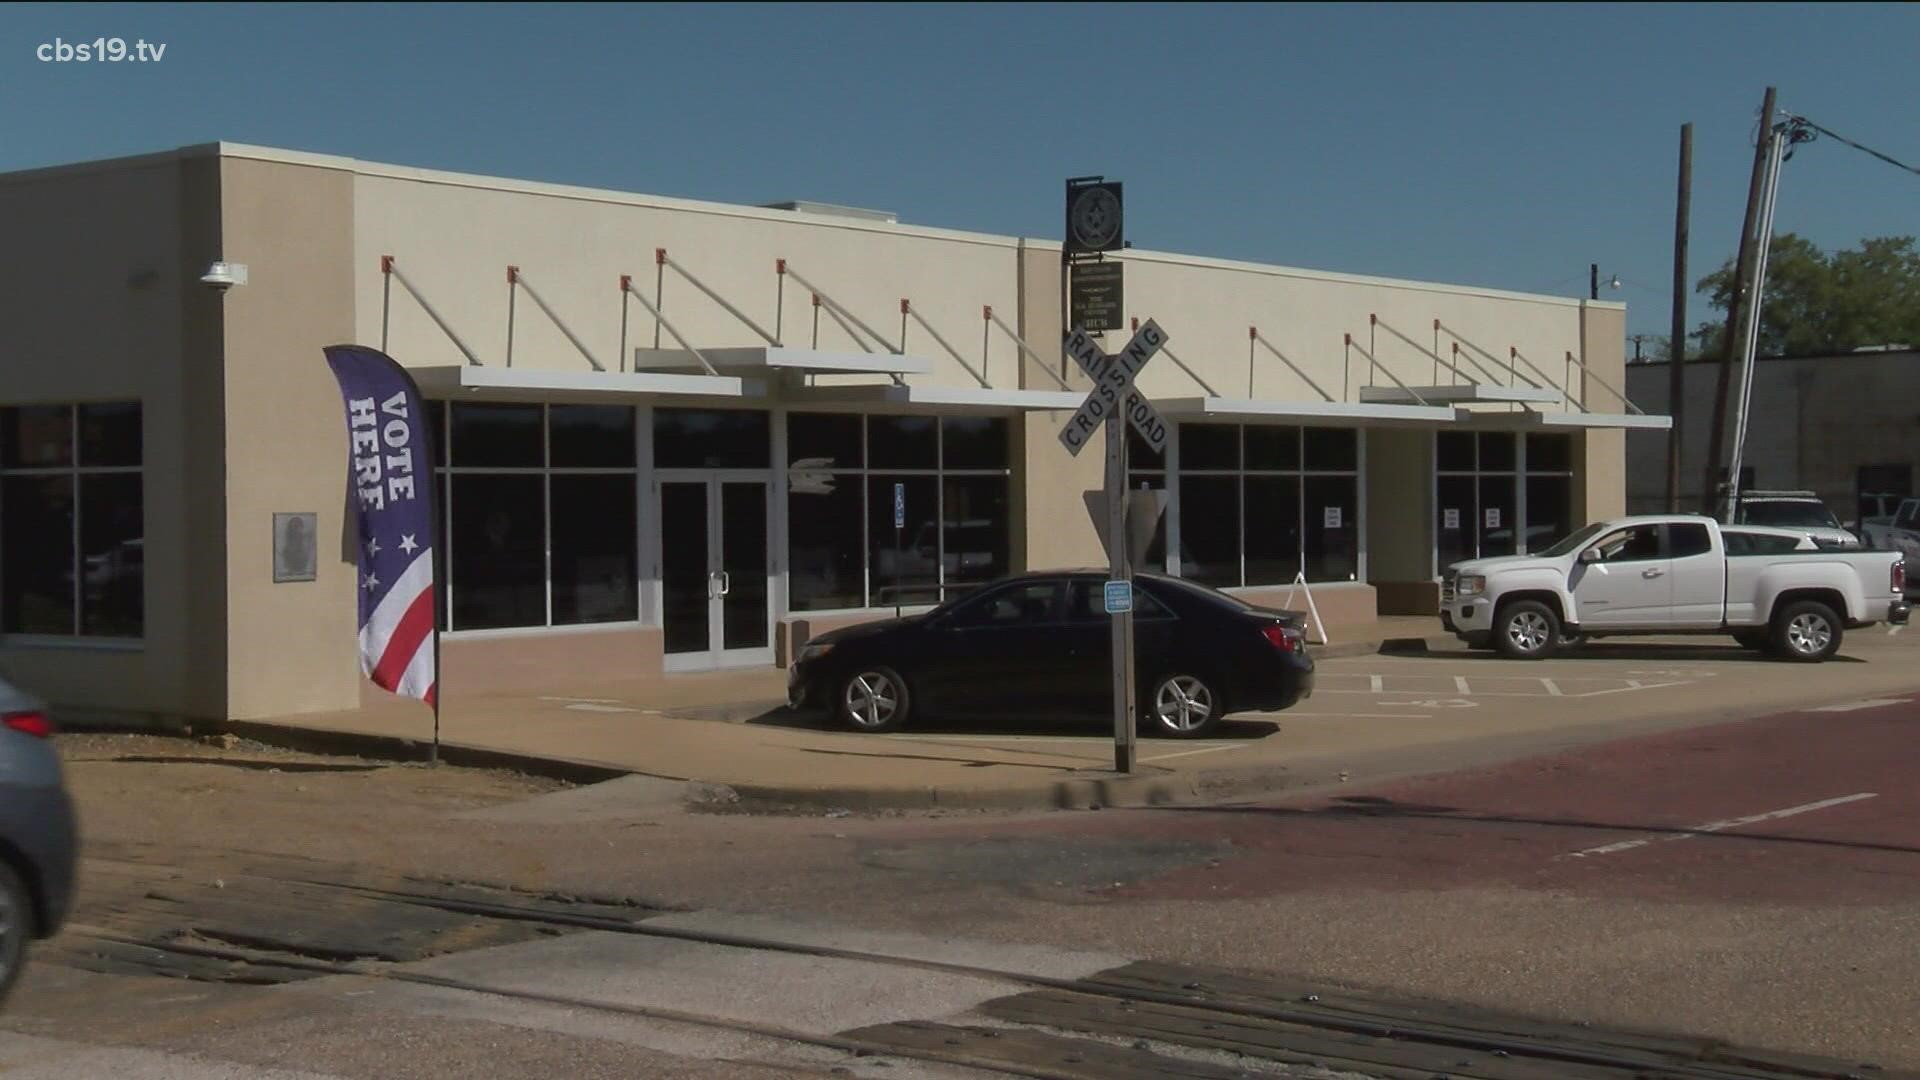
[788, 570, 1314, 738]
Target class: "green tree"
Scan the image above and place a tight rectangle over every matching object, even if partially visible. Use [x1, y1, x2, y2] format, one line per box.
[1691, 233, 1920, 358]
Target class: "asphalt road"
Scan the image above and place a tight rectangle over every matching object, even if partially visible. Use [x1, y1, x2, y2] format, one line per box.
[8, 676, 1920, 1077]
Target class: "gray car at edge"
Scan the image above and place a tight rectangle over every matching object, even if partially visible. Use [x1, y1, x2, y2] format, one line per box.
[0, 675, 79, 1005]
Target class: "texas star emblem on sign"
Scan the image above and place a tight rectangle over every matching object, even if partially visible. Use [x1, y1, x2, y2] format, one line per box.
[1056, 319, 1170, 456]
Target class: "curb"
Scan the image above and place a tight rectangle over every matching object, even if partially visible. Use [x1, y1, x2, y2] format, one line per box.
[209, 719, 633, 787]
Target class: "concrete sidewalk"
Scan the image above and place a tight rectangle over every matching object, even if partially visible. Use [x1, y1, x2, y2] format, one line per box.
[211, 617, 1445, 811]
[214, 618, 1920, 813]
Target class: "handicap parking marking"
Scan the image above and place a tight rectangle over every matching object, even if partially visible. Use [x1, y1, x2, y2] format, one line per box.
[1315, 671, 1702, 700]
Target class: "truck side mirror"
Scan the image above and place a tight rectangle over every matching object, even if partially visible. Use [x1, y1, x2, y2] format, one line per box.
[1578, 548, 1602, 564]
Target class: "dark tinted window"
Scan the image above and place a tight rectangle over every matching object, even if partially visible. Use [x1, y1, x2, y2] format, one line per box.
[788, 476, 865, 611]
[788, 413, 863, 470]
[1244, 426, 1300, 471]
[1723, 532, 1752, 557]
[1, 475, 75, 633]
[1436, 431, 1475, 472]
[548, 406, 635, 468]
[549, 475, 638, 624]
[957, 581, 1062, 626]
[1303, 427, 1358, 471]
[1478, 432, 1517, 472]
[1177, 475, 1240, 587]
[79, 403, 142, 467]
[2, 406, 72, 468]
[868, 415, 937, 469]
[449, 474, 545, 629]
[1527, 433, 1573, 473]
[941, 416, 1008, 469]
[1179, 424, 1239, 470]
[943, 475, 1010, 590]
[654, 409, 770, 468]
[1127, 424, 1167, 470]
[451, 403, 543, 467]
[1669, 523, 1713, 558]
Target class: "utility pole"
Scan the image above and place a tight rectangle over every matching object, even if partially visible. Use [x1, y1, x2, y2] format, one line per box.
[1667, 121, 1692, 513]
[1702, 86, 1775, 517]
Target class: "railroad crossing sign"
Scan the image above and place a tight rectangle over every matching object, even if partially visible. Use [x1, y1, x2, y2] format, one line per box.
[1057, 319, 1170, 456]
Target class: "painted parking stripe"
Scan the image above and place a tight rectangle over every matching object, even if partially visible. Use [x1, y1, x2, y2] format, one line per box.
[1140, 743, 1249, 763]
[1561, 792, 1879, 859]
[1810, 698, 1908, 713]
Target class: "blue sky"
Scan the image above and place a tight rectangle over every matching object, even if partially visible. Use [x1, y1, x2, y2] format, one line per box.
[6, 2, 1917, 341]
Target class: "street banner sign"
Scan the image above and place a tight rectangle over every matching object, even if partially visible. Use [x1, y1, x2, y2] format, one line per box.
[1057, 320, 1170, 457]
[1069, 260, 1124, 332]
[1103, 580, 1133, 614]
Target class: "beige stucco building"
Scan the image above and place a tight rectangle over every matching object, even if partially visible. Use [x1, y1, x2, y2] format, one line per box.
[0, 143, 1659, 724]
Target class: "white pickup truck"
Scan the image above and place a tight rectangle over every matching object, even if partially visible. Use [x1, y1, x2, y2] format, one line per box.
[1440, 515, 1910, 662]
[1860, 497, 1920, 577]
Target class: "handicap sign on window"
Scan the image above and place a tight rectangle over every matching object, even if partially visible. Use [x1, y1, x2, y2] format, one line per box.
[1103, 580, 1133, 614]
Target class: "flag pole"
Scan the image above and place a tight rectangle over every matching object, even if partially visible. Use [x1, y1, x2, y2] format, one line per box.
[391, 354, 443, 768]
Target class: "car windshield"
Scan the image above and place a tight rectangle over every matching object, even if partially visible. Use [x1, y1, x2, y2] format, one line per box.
[1740, 501, 1841, 529]
[1533, 522, 1607, 558]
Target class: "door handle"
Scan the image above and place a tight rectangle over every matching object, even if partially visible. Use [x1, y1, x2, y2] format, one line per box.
[707, 572, 718, 599]
[1642, 568, 1665, 578]
[719, 571, 731, 596]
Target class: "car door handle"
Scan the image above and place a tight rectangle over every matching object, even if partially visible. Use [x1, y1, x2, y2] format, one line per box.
[1642, 568, 1665, 578]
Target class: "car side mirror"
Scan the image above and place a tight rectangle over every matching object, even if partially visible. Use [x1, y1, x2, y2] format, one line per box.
[1578, 548, 1601, 564]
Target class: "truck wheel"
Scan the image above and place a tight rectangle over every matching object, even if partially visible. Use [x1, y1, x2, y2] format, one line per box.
[1770, 601, 1842, 663]
[1494, 600, 1560, 660]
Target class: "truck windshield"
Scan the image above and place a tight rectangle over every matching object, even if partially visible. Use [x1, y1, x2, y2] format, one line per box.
[1533, 523, 1607, 558]
[1740, 502, 1841, 529]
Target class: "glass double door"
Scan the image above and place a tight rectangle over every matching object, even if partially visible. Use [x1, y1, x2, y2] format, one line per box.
[658, 473, 772, 671]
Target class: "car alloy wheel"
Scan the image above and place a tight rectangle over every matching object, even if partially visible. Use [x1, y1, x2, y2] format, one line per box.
[1508, 611, 1551, 652]
[1786, 612, 1832, 656]
[842, 670, 902, 731]
[1151, 674, 1217, 737]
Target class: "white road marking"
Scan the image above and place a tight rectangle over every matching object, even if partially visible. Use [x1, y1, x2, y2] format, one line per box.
[1811, 698, 1907, 713]
[1141, 743, 1248, 763]
[563, 703, 644, 713]
[1454, 675, 1472, 694]
[541, 696, 625, 704]
[1561, 792, 1879, 859]
[1541, 678, 1564, 697]
[1281, 712, 1434, 719]
[1368, 675, 1384, 693]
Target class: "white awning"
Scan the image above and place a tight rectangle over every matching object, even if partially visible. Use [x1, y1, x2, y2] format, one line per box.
[1360, 383, 1563, 406]
[790, 384, 1088, 413]
[1463, 409, 1673, 431]
[632, 346, 931, 377]
[1153, 396, 1458, 427]
[413, 364, 757, 402]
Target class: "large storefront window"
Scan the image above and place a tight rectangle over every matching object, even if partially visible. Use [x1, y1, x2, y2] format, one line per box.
[1173, 424, 1359, 587]
[0, 403, 144, 638]
[787, 414, 1011, 611]
[1126, 427, 1169, 570]
[436, 403, 639, 631]
[1436, 431, 1575, 570]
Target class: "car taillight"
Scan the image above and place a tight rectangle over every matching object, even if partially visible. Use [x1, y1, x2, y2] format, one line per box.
[1895, 560, 1907, 595]
[1261, 624, 1302, 653]
[2, 711, 52, 738]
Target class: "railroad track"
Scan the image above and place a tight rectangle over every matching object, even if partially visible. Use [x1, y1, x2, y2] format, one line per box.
[44, 848, 1913, 1080]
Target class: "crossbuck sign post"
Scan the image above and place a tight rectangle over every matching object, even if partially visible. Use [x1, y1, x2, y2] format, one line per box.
[1057, 319, 1169, 773]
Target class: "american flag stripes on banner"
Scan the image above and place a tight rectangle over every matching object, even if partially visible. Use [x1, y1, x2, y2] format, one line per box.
[323, 345, 438, 706]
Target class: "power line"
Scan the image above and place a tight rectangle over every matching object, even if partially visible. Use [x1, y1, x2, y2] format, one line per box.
[1778, 112, 1920, 179]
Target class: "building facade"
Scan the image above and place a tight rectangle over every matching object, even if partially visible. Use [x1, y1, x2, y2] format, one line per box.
[0, 143, 1657, 723]
[1625, 350, 1920, 522]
